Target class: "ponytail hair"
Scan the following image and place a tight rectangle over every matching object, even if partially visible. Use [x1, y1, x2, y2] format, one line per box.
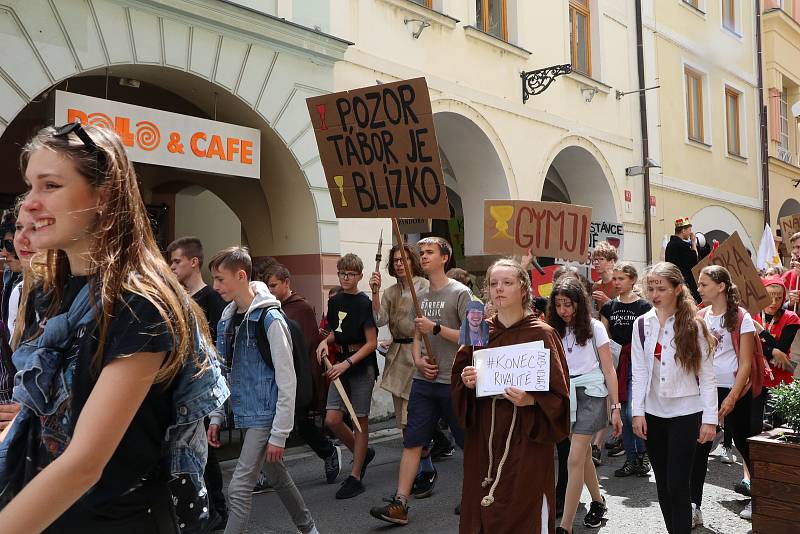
[699, 265, 741, 333]
[647, 262, 716, 375]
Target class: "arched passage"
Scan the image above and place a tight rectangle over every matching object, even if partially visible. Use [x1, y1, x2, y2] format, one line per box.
[691, 205, 755, 252]
[778, 198, 800, 222]
[432, 106, 511, 259]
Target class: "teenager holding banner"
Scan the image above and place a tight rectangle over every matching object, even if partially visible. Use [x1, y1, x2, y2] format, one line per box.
[454, 259, 570, 534]
[369, 237, 470, 526]
[631, 263, 718, 534]
[546, 278, 622, 533]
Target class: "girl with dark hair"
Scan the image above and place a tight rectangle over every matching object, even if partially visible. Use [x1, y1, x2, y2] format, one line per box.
[631, 262, 717, 534]
[0, 123, 227, 533]
[599, 262, 652, 478]
[691, 264, 759, 524]
[547, 277, 621, 533]
[455, 259, 570, 533]
[369, 244, 429, 432]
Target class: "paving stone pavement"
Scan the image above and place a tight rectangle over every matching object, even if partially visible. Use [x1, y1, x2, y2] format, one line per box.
[220, 430, 753, 533]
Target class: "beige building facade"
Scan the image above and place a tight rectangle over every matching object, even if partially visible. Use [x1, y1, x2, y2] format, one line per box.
[763, 0, 800, 239]
[641, 0, 763, 256]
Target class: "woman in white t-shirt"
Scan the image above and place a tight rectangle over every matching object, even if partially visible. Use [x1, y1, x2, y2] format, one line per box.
[691, 265, 756, 524]
[632, 262, 717, 534]
[547, 277, 621, 534]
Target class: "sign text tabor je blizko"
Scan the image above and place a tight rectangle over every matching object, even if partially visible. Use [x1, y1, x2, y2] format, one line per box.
[307, 78, 449, 219]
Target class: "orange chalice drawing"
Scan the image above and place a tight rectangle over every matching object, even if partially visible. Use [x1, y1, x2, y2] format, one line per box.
[333, 175, 347, 207]
[489, 204, 514, 240]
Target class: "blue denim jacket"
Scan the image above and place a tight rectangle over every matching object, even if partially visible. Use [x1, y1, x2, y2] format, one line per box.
[0, 284, 230, 498]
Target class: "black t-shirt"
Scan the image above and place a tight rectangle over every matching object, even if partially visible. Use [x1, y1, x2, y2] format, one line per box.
[325, 291, 377, 372]
[191, 285, 226, 342]
[600, 298, 652, 346]
[40, 276, 174, 528]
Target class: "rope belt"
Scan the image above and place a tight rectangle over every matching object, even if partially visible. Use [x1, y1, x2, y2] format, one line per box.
[480, 397, 518, 507]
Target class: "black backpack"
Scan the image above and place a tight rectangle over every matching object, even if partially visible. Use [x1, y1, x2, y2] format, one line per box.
[255, 308, 313, 412]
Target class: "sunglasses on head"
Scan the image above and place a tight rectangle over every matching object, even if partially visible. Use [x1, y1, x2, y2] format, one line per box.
[53, 120, 107, 178]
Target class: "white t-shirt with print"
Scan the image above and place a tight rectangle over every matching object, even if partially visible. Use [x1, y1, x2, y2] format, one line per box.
[704, 311, 755, 388]
[562, 318, 610, 376]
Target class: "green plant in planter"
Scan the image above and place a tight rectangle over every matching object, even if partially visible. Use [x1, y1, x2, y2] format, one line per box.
[768, 381, 800, 436]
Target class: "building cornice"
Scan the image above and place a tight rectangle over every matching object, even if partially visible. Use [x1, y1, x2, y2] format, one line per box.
[128, 0, 352, 63]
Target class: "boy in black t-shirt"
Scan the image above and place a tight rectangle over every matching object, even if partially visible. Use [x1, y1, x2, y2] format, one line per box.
[316, 253, 378, 499]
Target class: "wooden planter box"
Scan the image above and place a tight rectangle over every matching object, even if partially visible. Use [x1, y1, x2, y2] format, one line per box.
[749, 427, 800, 534]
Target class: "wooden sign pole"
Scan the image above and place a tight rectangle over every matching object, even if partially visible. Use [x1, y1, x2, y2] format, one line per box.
[322, 358, 362, 433]
[391, 218, 436, 365]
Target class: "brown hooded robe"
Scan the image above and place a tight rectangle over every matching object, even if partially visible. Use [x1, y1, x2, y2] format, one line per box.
[452, 314, 570, 534]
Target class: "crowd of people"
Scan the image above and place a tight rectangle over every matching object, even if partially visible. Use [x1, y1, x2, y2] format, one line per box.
[0, 122, 796, 534]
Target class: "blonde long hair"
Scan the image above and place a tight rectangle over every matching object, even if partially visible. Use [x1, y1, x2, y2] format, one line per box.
[647, 262, 716, 375]
[20, 125, 209, 383]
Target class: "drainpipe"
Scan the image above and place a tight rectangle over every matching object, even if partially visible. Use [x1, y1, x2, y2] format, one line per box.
[756, 0, 770, 227]
[635, 0, 653, 264]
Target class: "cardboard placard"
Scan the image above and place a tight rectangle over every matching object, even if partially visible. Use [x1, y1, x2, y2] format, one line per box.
[691, 232, 771, 316]
[306, 78, 449, 219]
[474, 341, 550, 398]
[779, 214, 800, 246]
[483, 200, 592, 262]
[397, 217, 432, 234]
[590, 220, 624, 255]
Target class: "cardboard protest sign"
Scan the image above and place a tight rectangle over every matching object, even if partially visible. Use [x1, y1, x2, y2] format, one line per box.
[474, 341, 550, 398]
[779, 214, 800, 247]
[483, 200, 592, 262]
[691, 232, 770, 315]
[307, 78, 449, 219]
[590, 220, 624, 256]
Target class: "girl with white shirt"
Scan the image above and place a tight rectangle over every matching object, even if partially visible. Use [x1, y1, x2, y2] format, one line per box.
[632, 262, 718, 534]
[691, 265, 756, 524]
[547, 277, 621, 534]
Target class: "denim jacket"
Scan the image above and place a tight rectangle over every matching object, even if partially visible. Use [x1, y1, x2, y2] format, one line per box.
[211, 282, 296, 447]
[0, 283, 230, 497]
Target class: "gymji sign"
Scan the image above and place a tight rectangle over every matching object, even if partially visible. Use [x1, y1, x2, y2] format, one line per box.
[54, 91, 260, 179]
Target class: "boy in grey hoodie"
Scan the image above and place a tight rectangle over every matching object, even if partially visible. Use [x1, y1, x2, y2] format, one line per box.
[207, 247, 319, 534]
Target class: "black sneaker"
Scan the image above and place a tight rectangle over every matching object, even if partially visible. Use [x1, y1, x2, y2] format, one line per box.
[556, 527, 570, 534]
[605, 437, 621, 450]
[583, 496, 607, 528]
[608, 442, 626, 457]
[591, 445, 602, 466]
[360, 447, 376, 480]
[336, 475, 365, 499]
[369, 496, 409, 525]
[614, 459, 638, 477]
[430, 433, 456, 460]
[252, 472, 271, 494]
[636, 453, 651, 477]
[324, 446, 342, 484]
[412, 469, 438, 499]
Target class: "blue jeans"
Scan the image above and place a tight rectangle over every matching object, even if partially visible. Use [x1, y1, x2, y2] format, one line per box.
[621, 370, 646, 460]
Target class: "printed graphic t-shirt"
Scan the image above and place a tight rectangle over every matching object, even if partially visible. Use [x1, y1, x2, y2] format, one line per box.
[326, 291, 377, 374]
[704, 311, 755, 388]
[600, 298, 652, 346]
[414, 279, 471, 385]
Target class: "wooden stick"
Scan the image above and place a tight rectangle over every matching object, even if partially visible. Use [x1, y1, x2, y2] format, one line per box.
[323, 358, 362, 433]
[391, 218, 436, 364]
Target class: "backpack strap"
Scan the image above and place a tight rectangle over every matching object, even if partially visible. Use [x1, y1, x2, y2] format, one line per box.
[637, 317, 645, 350]
[255, 307, 277, 369]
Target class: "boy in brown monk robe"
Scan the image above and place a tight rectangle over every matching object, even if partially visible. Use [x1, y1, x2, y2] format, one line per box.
[455, 259, 570, 534]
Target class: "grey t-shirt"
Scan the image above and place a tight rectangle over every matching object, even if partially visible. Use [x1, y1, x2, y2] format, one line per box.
[414, 278, 472, 385]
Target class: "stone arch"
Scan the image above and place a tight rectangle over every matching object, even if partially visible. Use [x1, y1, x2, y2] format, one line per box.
[778, 198, 800, 223]
[539, 135, 622, 225]
[0, 0, 349, 254]
[431, 98, 514, 256]
[691, 205, 755, 252]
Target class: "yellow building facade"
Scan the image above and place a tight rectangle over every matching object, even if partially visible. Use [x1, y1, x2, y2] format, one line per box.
[642, 0, 763, 256]
[763, 0, 800, 239]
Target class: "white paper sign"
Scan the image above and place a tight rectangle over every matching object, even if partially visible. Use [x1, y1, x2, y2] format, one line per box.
[474, 341, 550, 398]
[54, 91, 261, 179]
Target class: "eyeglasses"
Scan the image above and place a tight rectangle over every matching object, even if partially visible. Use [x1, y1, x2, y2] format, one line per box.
[53, 121, 107, 180]
[1, 239, 14, 254]
[337, 271, 360, 279]
[392, 258, 405, 264]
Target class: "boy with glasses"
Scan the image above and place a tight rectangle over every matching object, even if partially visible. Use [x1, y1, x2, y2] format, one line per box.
[316, 253, 379, 499]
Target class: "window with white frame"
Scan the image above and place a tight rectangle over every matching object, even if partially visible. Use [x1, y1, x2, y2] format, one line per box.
[725, 86, 742, 156]
[686, 67, 705, 142]
[780, 88, 790, 151]
[722, 0, 736, 32]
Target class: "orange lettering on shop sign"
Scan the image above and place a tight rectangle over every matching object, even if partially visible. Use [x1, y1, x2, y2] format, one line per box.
[190, 132, 253, 163]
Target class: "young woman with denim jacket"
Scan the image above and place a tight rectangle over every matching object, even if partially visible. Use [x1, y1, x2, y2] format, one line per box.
[0, 123, 223, 533]
[631, 262, 718, 534]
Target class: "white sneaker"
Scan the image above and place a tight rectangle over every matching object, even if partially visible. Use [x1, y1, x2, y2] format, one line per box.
[739, 501, 752, 520]
[720, 446, 737, 464]
[691, 503, 703, 529]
